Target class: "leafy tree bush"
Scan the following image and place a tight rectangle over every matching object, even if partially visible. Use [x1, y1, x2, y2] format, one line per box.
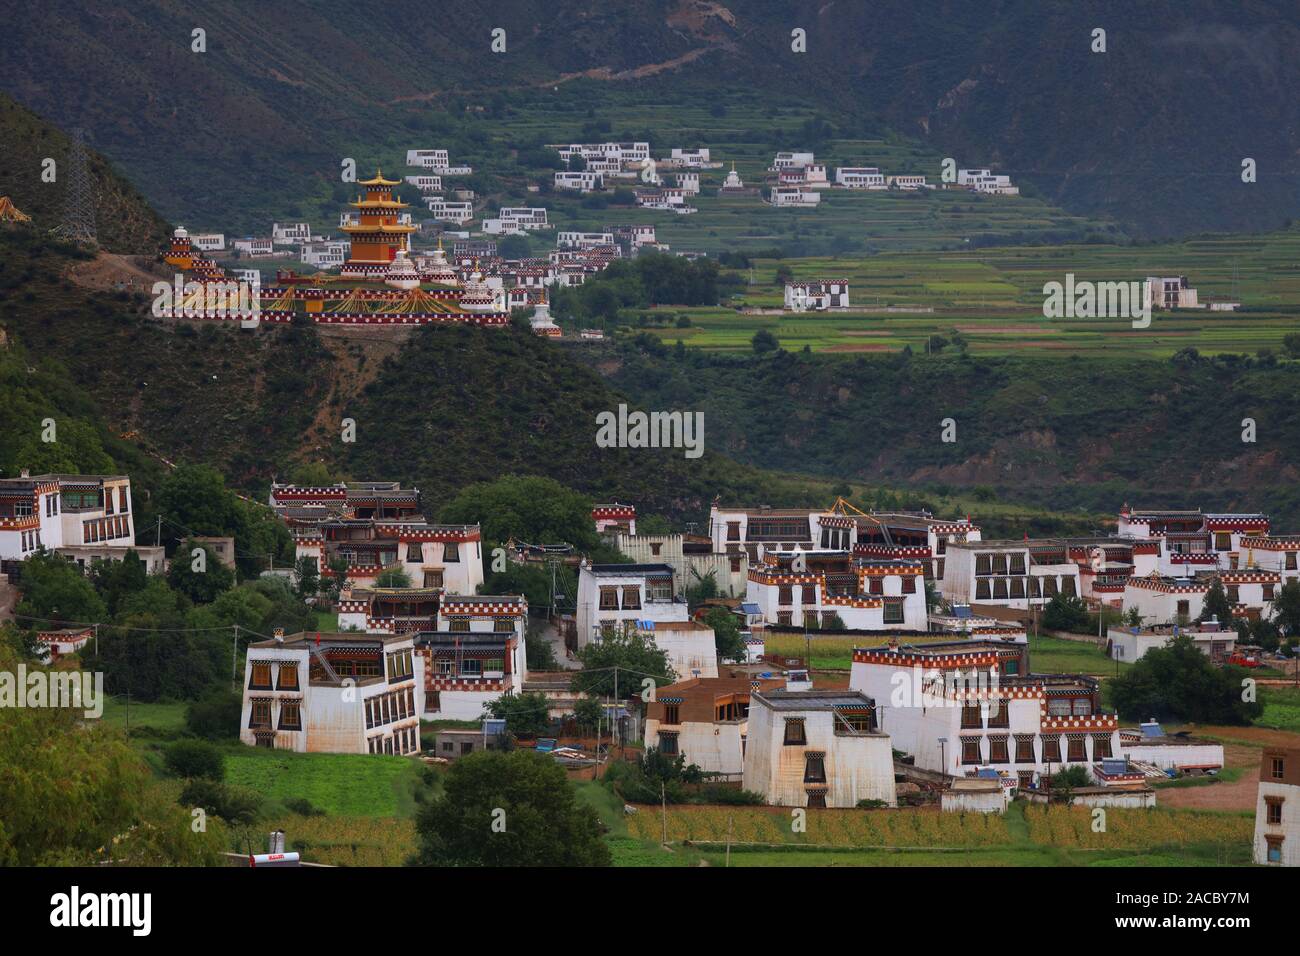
[410, 751, 609, 866]
[573, 629, 674, 698]
[163, 739, 225, 780]
[179, 778, 261, 825]
[185, 688, 243, 740]
[1042, 594, 1090, 632]
[701, 606, 745, 662]
[751, 328, 779, 354]
[1108, 635, 1264, 725]
[483, 691, 551, 736]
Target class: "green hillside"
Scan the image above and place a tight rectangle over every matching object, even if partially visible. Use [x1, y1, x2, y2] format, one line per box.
[588, 338, 1300, 529]
[3, 1, 1297, 238]
[0, 93, 168, 254]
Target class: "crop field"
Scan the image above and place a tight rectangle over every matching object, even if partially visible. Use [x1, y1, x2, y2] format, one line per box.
[640, 228, 1300, 356]
[264, 815, 416, 867]
[625, 803, 1251, 855]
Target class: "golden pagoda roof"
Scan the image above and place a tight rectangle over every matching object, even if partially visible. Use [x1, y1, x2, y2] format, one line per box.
[358, 169, 402, 187]
[340, 222, 417, 234]
[350, 198, 408, 209]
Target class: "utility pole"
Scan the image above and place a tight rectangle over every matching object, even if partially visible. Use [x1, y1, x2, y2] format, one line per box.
[93, 622, 99, 657]
[232, 625, 239, 685]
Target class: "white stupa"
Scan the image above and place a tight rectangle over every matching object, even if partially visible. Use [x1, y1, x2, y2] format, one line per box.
[415, 237, 458, 286]
[718, 161, 749, 194]
[459, 260, 503, 313]
[529, 298, 561, 337]
[384, 248, 421, 290]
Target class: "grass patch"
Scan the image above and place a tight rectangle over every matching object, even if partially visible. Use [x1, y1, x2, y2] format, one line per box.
[223, 748, 429, 817]
[100, 698, 190, 733]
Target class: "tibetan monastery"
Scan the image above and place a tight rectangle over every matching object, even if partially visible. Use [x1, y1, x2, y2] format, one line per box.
[159, 169, 507, 327]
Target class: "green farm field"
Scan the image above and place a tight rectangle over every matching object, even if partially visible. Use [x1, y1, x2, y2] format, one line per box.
[637, 228, 1300, 356]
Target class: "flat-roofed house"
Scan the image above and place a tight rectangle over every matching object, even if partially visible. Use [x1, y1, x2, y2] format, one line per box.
[574, 562, 691, 651]
[643, 676, 781, 776]
[941, 538, 1082, 610]
[742, 689, 896, 808]
[849, 638, 1120, 790]
[745, 551, 928, 630]
[415, 595, 529, 720]
[1255, 747, 1300, 866]
[239, 630, 423, 754]
[1122, 570, 1277, 625]
[0, 472, 164, 573]
[1106, 622, 1236, 663]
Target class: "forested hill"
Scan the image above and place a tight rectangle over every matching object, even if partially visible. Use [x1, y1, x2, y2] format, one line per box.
[588, 337, 1300, 530]
[0, 93, 168, 254]
[0, 229, 834, 519]
[2, 1, 1297, 238]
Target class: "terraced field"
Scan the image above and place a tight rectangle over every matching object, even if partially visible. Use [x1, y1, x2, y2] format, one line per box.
[637, 228, 1300, 356]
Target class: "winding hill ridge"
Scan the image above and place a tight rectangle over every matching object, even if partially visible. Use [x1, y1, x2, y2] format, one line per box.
[2, 1, 1297, 237]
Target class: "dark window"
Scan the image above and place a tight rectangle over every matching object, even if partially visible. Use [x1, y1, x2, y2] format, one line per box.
[1041, 735, 1061, 762]
[883, 599, 905, 624]
[1015, 736, 1035, 763]
[621, 586, 642, 610]
[783, 719, 806, 745]
[1272, 757, 1285, 779]
[249, 699, 271, 728]
[1092, 734, 1112, 760]
[406, 543, 423, 563]
[806, 791, 826, 809]
[278, 699, 302, 730]
[986, 701, 1009, 728]
[778, 585, 793, 606]
[988, 737, 1009, 764]
[658, 732, 679, 755]
[443, 542, 459, 562]
[803, 755, 826, 783]
[276, 665, 299, 691]
[599, 587, 619, 610]
[1066, 736, 1087, 762]
[960, 737, 981, 764]
[1266, 799, 1283, 825]
[249, 662, 272, 690]
[662, 704, 680, 725]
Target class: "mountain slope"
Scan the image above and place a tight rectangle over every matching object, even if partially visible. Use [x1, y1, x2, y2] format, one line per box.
[589, 338, 1300, 528]
[2, 1, 1297, 237]
[0, 93, 169, 253]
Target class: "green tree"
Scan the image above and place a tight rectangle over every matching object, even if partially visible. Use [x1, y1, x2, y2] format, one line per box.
[0, 644, 224, 865]
[1200, 579, 1233, 625]
[440, 475, 599, 552]
[1042, 594, 1089, 632]
[1108, 635, 1263, 725]
[294, 555, 320, 597]
[483, 691, 551, 736]
[168, 540, 236, 604]
[185, 688, 243, 740]
[1271, 580, 1300, 639]
[163, 739, 225, 780]
[15, 550, 107, 626]
[573, 696, 603, 735]
[573, 628, 674, 698]
[410, 751, 610, 866]
[88, 551, 149, 617]
[375, 566, 413, 589]
[701, 606, 745, 662]
[751, 328, 779, 354]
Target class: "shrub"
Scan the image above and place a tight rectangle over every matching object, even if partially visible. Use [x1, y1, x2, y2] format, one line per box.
[180, 778, 261, 824]
[163, 739, 225, 781]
